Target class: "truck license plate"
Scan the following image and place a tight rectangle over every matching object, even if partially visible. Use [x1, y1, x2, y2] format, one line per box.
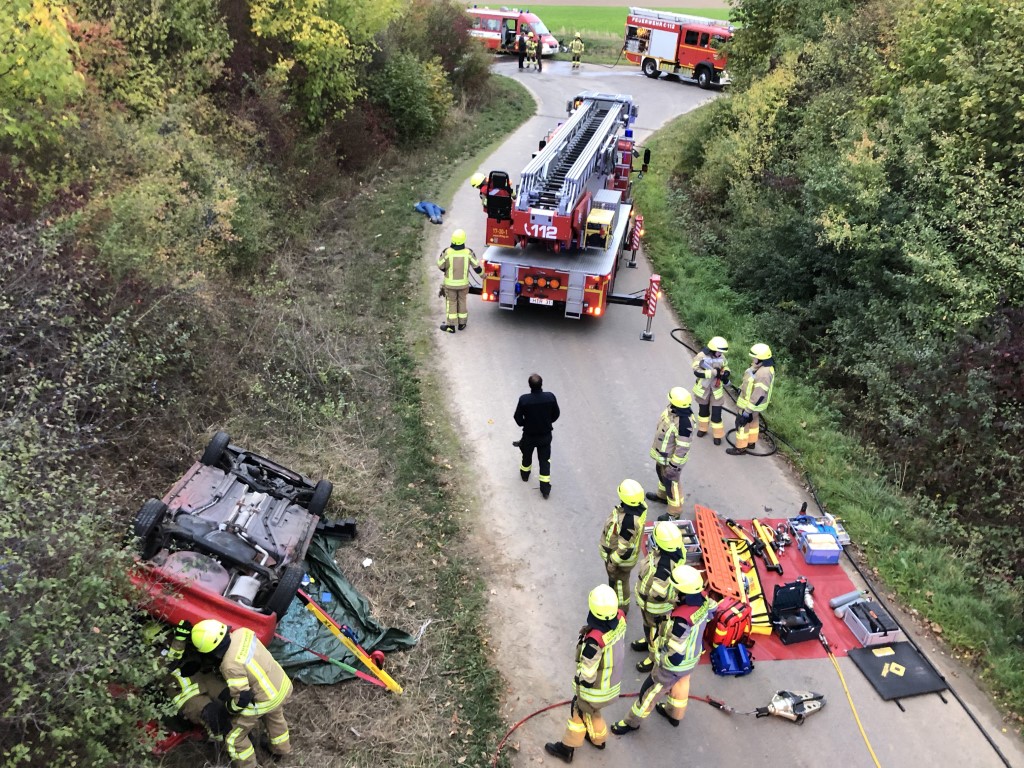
[529, 297, 553, 306]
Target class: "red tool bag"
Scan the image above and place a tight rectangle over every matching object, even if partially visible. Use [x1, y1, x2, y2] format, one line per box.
[705, 597, 754, 648]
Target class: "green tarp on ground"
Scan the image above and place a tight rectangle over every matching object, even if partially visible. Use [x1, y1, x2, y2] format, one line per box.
[268, 536, 416, 685]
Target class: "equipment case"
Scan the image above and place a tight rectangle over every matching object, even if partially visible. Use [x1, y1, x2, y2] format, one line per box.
[710, 644, 754, 676]
[769, 580, 822, 645]
[843, 600, 906, 647]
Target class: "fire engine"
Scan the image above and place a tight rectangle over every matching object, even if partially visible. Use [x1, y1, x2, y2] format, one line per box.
[467, 6, 559, 56]
[623, 7, 732, 88]
[476, 92, 652, 319]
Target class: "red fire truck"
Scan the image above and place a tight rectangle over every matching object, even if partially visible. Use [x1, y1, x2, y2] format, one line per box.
[476, 92, 652, 319]
[623, 7, 732, 88]
[467, 6, 559, 56]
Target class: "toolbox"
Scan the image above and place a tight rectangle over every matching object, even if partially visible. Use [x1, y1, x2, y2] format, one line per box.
[710, 643, 754, 676]
[769, 580, 822, 645]
[843, 599, 906, 647]
[797, 532, 842, 565]
[643, 519, 702, 565]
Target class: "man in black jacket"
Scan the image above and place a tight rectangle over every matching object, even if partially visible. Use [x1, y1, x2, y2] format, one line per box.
[514, 373, 560, 498]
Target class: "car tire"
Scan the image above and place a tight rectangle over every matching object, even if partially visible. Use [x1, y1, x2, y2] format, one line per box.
[200, 431, 231, 466]
[642, 58, 660, 79]
[308, 479, 333, 517]
[134, 499, 167, 559]
[264, 563, 305, 619]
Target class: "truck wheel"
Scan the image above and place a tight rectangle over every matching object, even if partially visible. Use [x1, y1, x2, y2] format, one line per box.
[200, 431, 230, 466]
[696, 66, 714, 89]
[308, 479, 333, 517]
[264, 563, 305, 619]
[642, 59, 660, 79]
[134, 499, 167, 559]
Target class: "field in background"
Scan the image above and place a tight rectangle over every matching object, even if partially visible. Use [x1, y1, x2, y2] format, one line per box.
[532, 4, 729, 38]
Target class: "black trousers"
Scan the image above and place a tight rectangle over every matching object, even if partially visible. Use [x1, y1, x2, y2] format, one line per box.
[519, 434, 552, 480]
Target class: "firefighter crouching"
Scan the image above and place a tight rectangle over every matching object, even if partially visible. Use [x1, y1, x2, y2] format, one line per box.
[631, 521, 683, 673]
[191, 620, 294, 768]
[646, 387, 695, 521]
[545, 585, 627, 764]
[691, 335, 730, 445]
[599, 479, 649, 616]
[612, 565, 719, 735]
[159, 620, 232, 742]
[437, 228, 482, 333]
[727, 343, 775, 455]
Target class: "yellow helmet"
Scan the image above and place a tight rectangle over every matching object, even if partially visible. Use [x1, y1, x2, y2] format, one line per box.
[708, 336, 728, 354]
[617, 479, 645, 506]
[750, 343, 772, 361]
[588, 584, 619, 620]
[191, 619, 228, 653]
[451, 229, 467, 246]
[671, 564, 704, 594]
[653, 521, 682, 552]
[470, 173, 486, 188]
[668, 387, 691, 409]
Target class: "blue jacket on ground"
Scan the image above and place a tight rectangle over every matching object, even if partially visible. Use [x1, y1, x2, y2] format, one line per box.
[414, 201, 445, 224]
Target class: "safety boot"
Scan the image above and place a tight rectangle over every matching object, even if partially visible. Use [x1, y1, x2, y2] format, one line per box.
[610, 720, 639, 736]
[439, 324, 455, 333]
[645, 492, 667, 504]
[630, 637, 648, 652]
[458, 324, 467, 331]
[726, 447, 748, 456]
[636, 656, 654, 673]
[540, 481, 551, 499]
[655, 702, 680, 727]
[520, 469, 530, 482]
[544, 742, 574, 763]
[714, 437, 722, 445]
[584, 731, 605, 750]
[696, 430, 706, 438]
[747, 442, 758, 452]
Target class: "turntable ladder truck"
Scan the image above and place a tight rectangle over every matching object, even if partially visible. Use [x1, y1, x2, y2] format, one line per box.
[477, 91, 654, 319]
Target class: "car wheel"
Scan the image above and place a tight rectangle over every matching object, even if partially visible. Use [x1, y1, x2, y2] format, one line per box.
[200, 431, 231, 466]
[696, 66, 713, 89]
[264, 563, 306, 619]
[642, 58, 660, 79]
[134, 499, 167, 559]
[308, 479, 333, 517]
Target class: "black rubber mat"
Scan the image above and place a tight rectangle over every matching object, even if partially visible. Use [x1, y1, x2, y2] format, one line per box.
[848, 641, 947, 701]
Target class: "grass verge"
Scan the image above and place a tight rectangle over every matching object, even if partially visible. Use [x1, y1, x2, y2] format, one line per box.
[633, 109, 1024, 730]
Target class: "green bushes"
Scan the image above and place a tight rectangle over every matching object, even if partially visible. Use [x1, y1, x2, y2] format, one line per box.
[368, 52, 454, 147]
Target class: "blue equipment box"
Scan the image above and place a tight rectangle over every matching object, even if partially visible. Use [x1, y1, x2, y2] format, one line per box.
[710, 644, 754, 676]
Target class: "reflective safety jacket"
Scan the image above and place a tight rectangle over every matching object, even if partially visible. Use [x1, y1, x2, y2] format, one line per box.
[220, 628, 293, 716]
[437, 245, 480, 288]
[635, 549, 682, 615]
[654, 597, 719, 673]
[600, 502, 648, 568]
[736, 362, 775, 413]
[649, 406, 694, 467]
[691, 348, 729, 400]
[569, 37, 585, 54]
[573, 612, 627, 704]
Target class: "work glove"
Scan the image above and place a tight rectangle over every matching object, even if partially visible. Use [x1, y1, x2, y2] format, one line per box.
[737, 411, 753, 426]
[474, 265, 483, 274]
[720, 370, 731, 385]
[173, 619, 192, 643]
[438, 284, 445, 298]
[201, 701, 232, 737]
[228, 689, 255, 715]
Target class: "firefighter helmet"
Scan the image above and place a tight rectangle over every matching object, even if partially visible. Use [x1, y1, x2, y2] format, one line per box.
[668, 387, 691, 409]
[588, 584, 619, 620]
[653, 521, 682, 552]
[750, 343, 773, 361]
[191, 619, 228, 653]
[617, 479, 645, 506]
[671, 564, 704, 594]
[470, 173, 486, 188]
[450, 229, 467, 246]
[708, 336, 728, 354]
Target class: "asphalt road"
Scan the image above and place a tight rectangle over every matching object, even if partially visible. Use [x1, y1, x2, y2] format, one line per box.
[426, 58, 1023, 768]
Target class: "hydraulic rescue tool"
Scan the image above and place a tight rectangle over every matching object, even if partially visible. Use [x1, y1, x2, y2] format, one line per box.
[751, 518, 784, 574]
[755, 690, 826, 724]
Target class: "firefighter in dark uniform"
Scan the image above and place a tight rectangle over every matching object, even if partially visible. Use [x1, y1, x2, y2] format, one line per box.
[514, 373, 560, 498]
[517, 31, 527, 69]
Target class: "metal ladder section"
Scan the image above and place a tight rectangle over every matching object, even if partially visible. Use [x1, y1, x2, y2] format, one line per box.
[499, 270, 518, 310]
[564, 271, 587, 319]
[628, 6, 733, 29]
[516, 94, 632, 217]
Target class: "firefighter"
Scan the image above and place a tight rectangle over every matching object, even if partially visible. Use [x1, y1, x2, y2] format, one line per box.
[526, 32, 538, 70]
[157, 620, 232, 743]
[191, 620, 294, 768]
[514, 372, 560, 498]
[470, 172, 489, 211]
[612, 565, 718, 735]
[437, 228, 482, 332]
[569, 33, 585, 69]
[544, 584, 627, 764]
[599, 479, 648, 616]
[727, 343, 775, 455]
[631, 521, 683, 673]
[646, 387, 695, 521]
[691, 336, 730, 445]
[516, 31, 527, 69]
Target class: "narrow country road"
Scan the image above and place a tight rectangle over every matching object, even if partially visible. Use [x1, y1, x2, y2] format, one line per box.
[425, 58, 1023, 768]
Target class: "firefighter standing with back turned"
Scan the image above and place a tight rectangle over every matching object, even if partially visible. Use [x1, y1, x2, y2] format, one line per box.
[544, 584, 627, 764]
[437, 228, 482, 333]
[646, 387, 695, 521]
[727, 343, 775, 455]
[691, 336, 730, 445]
[612, 564, 719, 735]
[514, 373, 560, 498]
[569, 33, 585, 69]
[599, 479, 648, 616]
[191, 620, 294, 768]
[631, 521, 683, 673]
